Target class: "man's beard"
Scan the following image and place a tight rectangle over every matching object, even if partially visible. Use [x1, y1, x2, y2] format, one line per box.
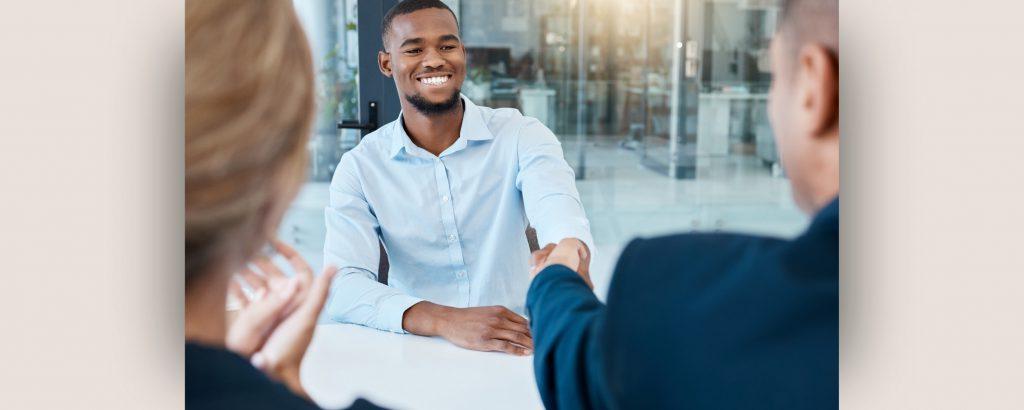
[405, 89, 461, 116]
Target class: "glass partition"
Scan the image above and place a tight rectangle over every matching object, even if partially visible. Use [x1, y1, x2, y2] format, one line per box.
[288, 0, 806, 283]
[455, 0, 805, 286]
[294, 0, 362, 183]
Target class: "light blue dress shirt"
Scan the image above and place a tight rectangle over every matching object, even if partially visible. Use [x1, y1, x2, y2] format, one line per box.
[323, 96, 594, 333]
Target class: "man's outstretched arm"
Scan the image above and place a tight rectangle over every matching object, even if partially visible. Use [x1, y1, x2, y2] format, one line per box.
[515, 118, 595, 265]
[527, 240, 612, 410]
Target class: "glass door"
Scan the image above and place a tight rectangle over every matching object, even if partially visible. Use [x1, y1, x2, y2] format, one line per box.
[293, 0, 363, 183]
[637, 0, 700, 179]
[284, 0, 402, 266]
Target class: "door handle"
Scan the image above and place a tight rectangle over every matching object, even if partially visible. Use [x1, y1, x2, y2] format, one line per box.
[337, 101, 379, 134]
[684, 40, 699, 78]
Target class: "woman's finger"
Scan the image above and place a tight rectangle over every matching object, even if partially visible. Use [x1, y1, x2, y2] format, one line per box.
[239, 278, 298, 326]
[228, 277, 250, 309]
[295, 266, 337, 322]
[240, 266, 268, 292]
[253, 256, 286, 281]
[226, 278, 299, 357]
[272, 239, 314, 282]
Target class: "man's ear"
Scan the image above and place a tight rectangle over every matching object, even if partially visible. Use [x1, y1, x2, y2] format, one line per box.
[378, 50, 393, 77]
[796, 44, 839, 137]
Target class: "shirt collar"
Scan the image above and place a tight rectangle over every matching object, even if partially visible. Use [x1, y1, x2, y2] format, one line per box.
[389, 94, 495, 159]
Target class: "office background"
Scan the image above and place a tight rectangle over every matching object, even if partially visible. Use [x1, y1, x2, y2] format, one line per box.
[286, 0, 804, 290]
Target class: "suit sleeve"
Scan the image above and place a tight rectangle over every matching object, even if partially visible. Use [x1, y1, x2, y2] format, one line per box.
[526, 264, 612, 410]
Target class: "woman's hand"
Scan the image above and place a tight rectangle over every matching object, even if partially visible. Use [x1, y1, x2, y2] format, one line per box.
[225, 239, 336, 399]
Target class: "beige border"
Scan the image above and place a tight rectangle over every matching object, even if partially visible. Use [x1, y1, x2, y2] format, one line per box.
[841, 0, 1024, 408]
[0, 1, 183, 408]
[1, 0, 1023, 408]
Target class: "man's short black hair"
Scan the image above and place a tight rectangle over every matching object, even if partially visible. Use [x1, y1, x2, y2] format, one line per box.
[381, 0, 459, 50]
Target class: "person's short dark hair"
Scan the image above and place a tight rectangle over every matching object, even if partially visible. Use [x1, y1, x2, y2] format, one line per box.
[381, 0, 459, 50]
[778, 0, 838, 58]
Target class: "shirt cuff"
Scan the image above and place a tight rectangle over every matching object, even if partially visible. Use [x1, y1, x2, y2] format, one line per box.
[379, 293, 425, 334]
[326, 268, 425, 334]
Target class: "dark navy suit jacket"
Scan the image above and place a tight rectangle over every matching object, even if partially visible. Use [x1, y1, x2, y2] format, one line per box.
[526, 198, 838, 409]
[186, 342, 385, 410]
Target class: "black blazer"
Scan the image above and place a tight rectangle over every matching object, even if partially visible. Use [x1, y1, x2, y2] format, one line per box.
[186, 342, 385, 410]
[527, 197, 838, 410]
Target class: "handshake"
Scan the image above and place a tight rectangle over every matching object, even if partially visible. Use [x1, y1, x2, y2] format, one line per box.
[400, 237, 594, 357]
[529, 238, 593, 289]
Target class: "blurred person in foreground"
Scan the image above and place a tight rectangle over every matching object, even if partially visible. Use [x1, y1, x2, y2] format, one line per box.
[525, 0, 839, 408]
[185, 1, 383, 408]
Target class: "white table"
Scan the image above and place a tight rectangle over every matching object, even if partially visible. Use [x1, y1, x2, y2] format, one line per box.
[302, 323, 544, 410]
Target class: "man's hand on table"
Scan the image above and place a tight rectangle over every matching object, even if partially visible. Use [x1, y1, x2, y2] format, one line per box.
[529, 238, 592, 289]
[402, 302, 534, 356]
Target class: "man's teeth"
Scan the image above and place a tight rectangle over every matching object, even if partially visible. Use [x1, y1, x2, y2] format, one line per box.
[420, 76, 449, 85]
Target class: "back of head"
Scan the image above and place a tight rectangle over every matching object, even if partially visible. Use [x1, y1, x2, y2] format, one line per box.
[185, 0, 315, 283]
[778, 0, 838, 58]
[769, 0, 839, 213]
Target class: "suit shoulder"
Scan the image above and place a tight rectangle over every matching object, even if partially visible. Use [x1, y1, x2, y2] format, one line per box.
[617, 232, 786, 274]
[602, 234, 838, 406]
[609, 233, 787, 305]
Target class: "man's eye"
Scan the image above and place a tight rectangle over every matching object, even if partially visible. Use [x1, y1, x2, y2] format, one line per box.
[441, 45, 455, 51]
[404, 49, 422, 54]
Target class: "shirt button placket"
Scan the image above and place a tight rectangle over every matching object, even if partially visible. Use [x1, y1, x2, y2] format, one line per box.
[435, 158, 469, 306]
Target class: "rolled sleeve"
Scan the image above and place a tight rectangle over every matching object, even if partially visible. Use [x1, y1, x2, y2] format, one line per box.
[323, 154, 422, 333]
[515, 118, 596, 254]
[328, 267, 423, 333]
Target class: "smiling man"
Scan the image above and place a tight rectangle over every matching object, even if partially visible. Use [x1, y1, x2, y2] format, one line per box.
[323, 0, 594, 356]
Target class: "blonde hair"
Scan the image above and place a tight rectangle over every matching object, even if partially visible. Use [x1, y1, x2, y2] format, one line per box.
[186, 0, 315, 281]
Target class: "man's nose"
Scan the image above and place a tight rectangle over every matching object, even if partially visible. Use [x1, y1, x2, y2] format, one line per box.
[421, 48, 445, 69]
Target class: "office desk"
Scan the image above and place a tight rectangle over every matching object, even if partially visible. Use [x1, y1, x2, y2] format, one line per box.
[298, 243, 621, 409]
[302, 323, 544, 410]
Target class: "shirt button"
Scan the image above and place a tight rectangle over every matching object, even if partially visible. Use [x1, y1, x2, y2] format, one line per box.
[457, 270, 467, 278]
[442, 195, 450, 202]
[448, 234, 457, 242]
